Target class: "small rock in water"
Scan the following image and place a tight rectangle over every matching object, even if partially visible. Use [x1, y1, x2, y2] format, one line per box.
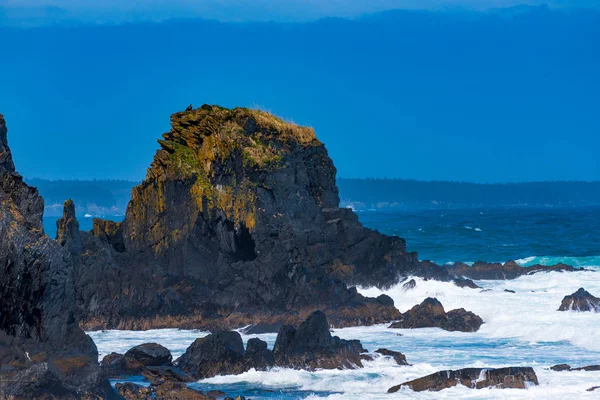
[388, 366, 539, 392]
[550, 364, 571, 372]
[588, 386, 600, 392]
[375, 348, 409, 365]
[557, 288, 600, 312]
[389, 298, 483, 332]
[402, 279, 417, 291]
[504, 289, 516, 293]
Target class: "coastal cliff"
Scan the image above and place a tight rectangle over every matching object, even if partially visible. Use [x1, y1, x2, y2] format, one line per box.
[64, 105, 423, 330]
[0, 114, 112, 398]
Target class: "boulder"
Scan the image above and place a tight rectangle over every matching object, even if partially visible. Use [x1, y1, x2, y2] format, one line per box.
[374, 348, 408, 366]
[244, 338, 275, 370]
[550, 364, 600, 372]
[389, 298, 483, 332]
[388, 367, 539, 392]
[124, 343, 173, 368]
[550, 364, 571, 372]
[558, 288, 600, 312]
[176, 331, 247, 378]
[141, 366, 195, 385]
[273, 310, 367, 370]
[154, 382, 210, 399]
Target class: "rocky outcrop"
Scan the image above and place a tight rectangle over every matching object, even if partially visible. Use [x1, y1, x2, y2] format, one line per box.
[558, 288, 600, 312]
[0, 114, 113, 398]
[177, 311, 372, 378]
[388, 367, 539, 392]
[374, 348, 408, 366]
[447, 261, 582, 280]
[550, 364, 600, 372]
[273, 310, 367, 370]
[101, 343, 173, 378]
[177, 331, 249, 378]
[61, 105, 423, 331]
[389, 298, 483, 332]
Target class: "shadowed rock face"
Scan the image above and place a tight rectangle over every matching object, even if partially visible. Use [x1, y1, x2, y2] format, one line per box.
[388, 367, 539, 392]
[389, 298, 483, 332]
[0, 114, 112, 399]
[558, 288, 600, 312]
[63, 105, 420, 330]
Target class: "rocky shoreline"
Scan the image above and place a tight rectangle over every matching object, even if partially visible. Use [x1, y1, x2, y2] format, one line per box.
[0, 107, 591, 398]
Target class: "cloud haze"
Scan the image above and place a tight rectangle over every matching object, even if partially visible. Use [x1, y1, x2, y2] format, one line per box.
[2, 0, 599, 23]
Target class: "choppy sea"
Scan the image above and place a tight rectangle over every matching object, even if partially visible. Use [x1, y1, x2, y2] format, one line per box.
[45, 207, 600, 398]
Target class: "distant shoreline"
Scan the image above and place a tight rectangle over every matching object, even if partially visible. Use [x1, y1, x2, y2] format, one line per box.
[28, 178, 600, 216]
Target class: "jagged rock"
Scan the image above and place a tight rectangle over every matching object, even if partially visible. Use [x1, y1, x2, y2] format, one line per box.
[402, 279, 417, 291]
[558, 288, 600, 312]
[244, 338, 275, 370]
[177, 331, 248, 378]
[115, 382, 152, 399]
[56, 199, 83, 254]
[447, 261, 581, 280]
[388, 298, 483, 332]
[550, 364, 571, 371]
[0, 114, 113, 398]
[388, 367, 539, 392]
[273, 310, 366, 370]
[374, 348, 408, 365]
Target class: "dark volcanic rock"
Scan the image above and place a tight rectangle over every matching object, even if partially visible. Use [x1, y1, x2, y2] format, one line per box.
[0, 114, 113, 398]
[558, 288, 600, 312]
[588, 386, 600, 392]
[125, 343, 173, 368]
[550, 364, 571, 372]
[244, 337, 275, 370]
[154, 382, 210, 399]
[141, 366, 195, 386]
[115, 382, 152, 399]
[375, 348, 408, 366]
[388, 367, 539, 392]
[177, 331, 247, 378]
[448, 260, 582, 280]
[402, 279, 417, 291]
[389, 298, 483, 332]
[273, 310, 366, 370]
[69, 105, 423, 331]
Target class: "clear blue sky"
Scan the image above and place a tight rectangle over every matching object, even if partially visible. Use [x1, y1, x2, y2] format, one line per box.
[0, 2, 598, 182]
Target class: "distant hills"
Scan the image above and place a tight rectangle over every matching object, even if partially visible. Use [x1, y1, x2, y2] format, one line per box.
[29, 178, 600, 217]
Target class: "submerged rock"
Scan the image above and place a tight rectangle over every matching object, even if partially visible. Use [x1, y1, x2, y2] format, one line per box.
[550, 364, 571, 372]
[388, 367, 539, 392]
[273, 310, 367, 370]
[0, 114, 113, 398]
[447, 261, 581, 280]
[551, 364, 600, 372]
[558, 288, 600, 312]
[389, 298, 483, 332]
[402, 279, 417, 291]
[374, 348, 408, 366]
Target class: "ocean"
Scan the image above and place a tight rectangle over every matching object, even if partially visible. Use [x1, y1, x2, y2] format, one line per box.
[44, 207, 600, 399]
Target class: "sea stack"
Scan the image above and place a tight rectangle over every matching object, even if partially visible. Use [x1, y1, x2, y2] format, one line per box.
[63, 105, 427, 331]
[0, 114, 113, 398]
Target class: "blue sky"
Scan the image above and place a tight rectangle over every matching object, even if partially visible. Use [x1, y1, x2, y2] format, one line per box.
[0, 4, 598, 182]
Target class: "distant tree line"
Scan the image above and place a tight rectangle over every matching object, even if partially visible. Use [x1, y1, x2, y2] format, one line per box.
[337, 178, 600, 209]
[26, 178, 600, 215]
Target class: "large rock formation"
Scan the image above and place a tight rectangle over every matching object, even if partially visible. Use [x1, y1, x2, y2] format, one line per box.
[389, 298, 483, 332]
[63, 105, 426, 330]
[388, 367, 539, 392]
[557, 288, 600, 312]
[0, 114, 113, 398]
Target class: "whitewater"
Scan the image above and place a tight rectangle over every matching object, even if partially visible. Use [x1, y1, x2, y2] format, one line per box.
[89, 258, 600, 399]
[80, 208, 600, 398]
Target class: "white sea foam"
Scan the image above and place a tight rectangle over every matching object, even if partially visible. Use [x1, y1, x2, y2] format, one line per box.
[89, 261, 600, 399]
